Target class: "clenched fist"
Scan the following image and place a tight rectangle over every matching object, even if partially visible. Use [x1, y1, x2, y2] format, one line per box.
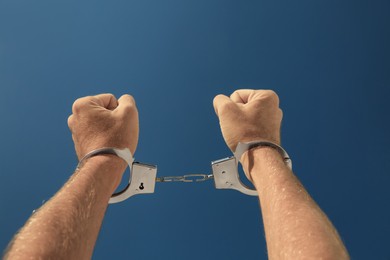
[213, 89, 283, 153]
[67, 93, 139, 160]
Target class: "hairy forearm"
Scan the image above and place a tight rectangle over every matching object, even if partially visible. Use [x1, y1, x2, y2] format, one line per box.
[242, 147, 349, 260]
[4, 155, 126, 260]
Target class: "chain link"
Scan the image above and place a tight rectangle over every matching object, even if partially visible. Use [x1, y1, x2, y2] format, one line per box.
[156, 174, 213, 183]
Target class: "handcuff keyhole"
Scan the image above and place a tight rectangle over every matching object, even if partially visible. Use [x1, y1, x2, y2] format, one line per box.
[139, 183, 144, 190]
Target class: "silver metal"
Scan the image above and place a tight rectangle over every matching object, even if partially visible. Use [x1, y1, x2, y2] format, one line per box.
[184, 174, 213, 182]
[156, 174, 213, 183]
[76, 147, 158, 204]
[77, 147, 134, 169]
[77, 141, 293, 203]
[156, 175, 185, 182]
[234, 141, 292, 169]
[109, 162, 157, 204]
[210, 141, 292, 196]
[211, 157, 257, 196]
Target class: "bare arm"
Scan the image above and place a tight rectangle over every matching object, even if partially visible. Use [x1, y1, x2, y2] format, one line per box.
[242, 147, 349, 259]
[4, 93, 138, 259]
[213, 89, 349, 259]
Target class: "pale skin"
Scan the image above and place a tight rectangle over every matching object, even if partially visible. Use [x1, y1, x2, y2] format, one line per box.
[4, 90, 349, 259]
[4, 94, 137, 259]
[213, 90, 349, 259]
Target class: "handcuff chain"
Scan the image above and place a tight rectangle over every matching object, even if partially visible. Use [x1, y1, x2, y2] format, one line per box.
[156, 174, 214, 183]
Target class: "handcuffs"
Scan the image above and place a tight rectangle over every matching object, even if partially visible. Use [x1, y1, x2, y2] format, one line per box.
[77, 141, 292, 204]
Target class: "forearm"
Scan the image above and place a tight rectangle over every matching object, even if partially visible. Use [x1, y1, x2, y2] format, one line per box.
[4, 155, 126, 260]
[242, 147, 349, 260]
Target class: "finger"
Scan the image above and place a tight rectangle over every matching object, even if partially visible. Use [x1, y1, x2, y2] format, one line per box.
[230, 89, 279, 106]
[94, 93, 118, 110]
[72, 97, 89, 114]
[229, 89, 255, 104]
[67, 115, 74, 130]
[115, 94, 137, 115]
[251, 90, 280, 107]
[213, 94, 234, 117]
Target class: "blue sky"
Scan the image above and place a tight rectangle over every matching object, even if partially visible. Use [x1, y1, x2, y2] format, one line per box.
[1, 0, 389, 259]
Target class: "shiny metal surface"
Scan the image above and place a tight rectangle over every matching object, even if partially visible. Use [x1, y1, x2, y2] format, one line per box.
[234, 141, 292, 170]
[109, 162, 157, 204]
[211, 157, 258, 196]
[79, 142, 293, 203]
[156, 174, 213, 183]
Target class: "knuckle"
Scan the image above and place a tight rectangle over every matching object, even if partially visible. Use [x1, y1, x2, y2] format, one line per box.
[107, 93, 117, 101]
[262, 90, 279, 105]
[230, 90, 239, 97]
[213, 94, 221, 105]
[213, 95, 221, 105]
[125, 94, 136, 104]
[263, 89, 277, 97]
[229, 90, 243, 101]
[71, 100, 80, 113]
[118, 94, 137, 114]
[67, 115, 74, 129]
[72, 97, 88, 113]
[278, 108, 283, 118]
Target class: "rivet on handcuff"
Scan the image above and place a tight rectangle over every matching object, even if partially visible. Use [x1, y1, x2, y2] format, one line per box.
[77, 141, 292, 204]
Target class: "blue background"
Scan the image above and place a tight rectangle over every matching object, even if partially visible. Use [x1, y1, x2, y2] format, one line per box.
[1, 0, 389, 259]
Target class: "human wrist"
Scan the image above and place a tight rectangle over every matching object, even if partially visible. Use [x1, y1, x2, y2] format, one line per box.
[77, 154, 128, 193]
[86, 154, 128, 172]
[241, 146, 289, 181]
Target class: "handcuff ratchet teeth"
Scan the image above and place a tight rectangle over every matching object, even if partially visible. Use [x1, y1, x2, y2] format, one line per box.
[104, 141, 292, 204]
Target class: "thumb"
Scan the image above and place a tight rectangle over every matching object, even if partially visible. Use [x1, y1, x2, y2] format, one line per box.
[116, 94, 137, 114]
[213, 94, 235, 117]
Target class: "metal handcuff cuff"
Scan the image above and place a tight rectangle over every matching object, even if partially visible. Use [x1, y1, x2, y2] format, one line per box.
[77, 141, 292, 204]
